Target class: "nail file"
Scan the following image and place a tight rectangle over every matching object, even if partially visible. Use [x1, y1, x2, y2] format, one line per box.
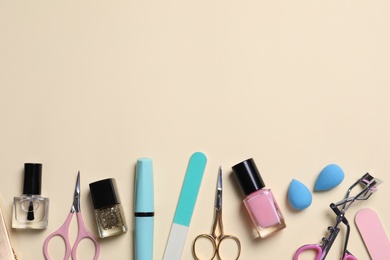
[163, 152, 207, 260]
[0, 206, 16, 260]
[355, 208, 390, 260]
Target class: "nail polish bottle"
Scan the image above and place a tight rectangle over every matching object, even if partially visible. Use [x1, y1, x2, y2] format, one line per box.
[89, 178, 128, 238]
[232, 158, 286, 238]
[12, 163, 49, 229]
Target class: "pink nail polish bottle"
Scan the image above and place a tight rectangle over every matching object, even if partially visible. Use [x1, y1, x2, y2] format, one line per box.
[232, 158, 286, 238]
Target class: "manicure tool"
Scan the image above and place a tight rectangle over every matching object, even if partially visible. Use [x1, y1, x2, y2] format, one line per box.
[192, 167, 241, 260]
[355, 208, 390, 259]
[0, 204, 17, 260]
[43, 172, 100, 260]
[294, 173, 382, 260]
[163, 152, 207, 260]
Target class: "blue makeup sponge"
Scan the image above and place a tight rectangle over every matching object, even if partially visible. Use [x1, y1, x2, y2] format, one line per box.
[314, 164, 344, 191]
[288, 179, 312, 210]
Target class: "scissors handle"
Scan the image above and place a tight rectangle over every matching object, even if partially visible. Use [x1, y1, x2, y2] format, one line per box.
[71, 212, 100, 260]
[294, 244, 323, 260]
[43, 213, 73, 260]
[343, 252, 357, 260]
[193, 234, 217, 260]
[294, 244, 357, 260]
[216, 235, 241, 260]
[43, 212, 100, 260]
[192, 233, 241, 260]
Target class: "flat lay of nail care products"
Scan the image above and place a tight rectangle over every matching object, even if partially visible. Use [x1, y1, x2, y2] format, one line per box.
[2, 154, 388, 260]
[2, 0, 390, 258]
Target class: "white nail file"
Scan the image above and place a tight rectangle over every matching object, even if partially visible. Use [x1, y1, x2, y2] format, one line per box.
[355, 208, 390, 260]
[163, 152, 207, 260]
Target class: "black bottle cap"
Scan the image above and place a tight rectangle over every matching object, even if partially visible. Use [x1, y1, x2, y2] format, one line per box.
[89, 178, 121, 209]
[232, 158, 266, 196]
[23, 163, 42, 195]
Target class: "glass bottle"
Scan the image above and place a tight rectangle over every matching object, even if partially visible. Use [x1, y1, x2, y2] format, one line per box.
[89, 178, 128, 238]
[12, 163, 49, 229]
[232, 158, 286, 238]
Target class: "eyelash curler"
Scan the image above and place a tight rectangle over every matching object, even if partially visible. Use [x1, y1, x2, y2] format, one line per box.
[294, 173, 383, 260]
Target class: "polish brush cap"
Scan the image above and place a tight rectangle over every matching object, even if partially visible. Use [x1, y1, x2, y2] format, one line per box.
[89, 178, 121, 209]
[232, 158, 266, 196]
[23, 163, 42, 195]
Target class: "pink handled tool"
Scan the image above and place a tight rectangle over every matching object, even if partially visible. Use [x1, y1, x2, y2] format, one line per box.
[294, 173, 382, 260]
[43, 172, 100, 260]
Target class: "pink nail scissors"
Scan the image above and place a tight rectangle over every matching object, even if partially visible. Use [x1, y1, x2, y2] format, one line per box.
[43, 172, 100, 260]
[294, 173, 382, 260]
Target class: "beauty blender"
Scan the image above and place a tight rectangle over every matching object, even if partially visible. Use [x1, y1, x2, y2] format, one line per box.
[288, 179, 312, 210]
[314, 164, 344, 191]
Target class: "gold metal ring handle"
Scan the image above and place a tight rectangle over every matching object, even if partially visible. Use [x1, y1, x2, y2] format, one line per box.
[216, 235, 241, 260]
[192, 234, 217, 260]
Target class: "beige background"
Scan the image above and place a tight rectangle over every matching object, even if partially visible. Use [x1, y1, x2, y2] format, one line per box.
[1, 0, 390, 259]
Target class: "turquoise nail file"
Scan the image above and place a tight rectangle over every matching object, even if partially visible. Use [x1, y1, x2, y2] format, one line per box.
[163, 152, 207, 260]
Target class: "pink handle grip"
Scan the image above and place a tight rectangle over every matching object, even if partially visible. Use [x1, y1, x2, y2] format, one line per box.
[43, 213, 73, 260]
[294, 244, 358, 260]
[43, 212, 100, 260]
[294, 244, 323, 260]
[71, 213, 100, 260]
[343, 253, 358, 260]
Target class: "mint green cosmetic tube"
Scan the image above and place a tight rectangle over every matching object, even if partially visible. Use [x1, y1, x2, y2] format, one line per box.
[134, 158, 154, 260]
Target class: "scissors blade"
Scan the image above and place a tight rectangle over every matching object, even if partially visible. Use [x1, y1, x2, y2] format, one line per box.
[215, 167, 222, 210]
[71, 171, 81, 213]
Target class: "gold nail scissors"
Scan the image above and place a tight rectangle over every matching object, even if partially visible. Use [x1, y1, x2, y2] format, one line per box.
[192, 167, 241, 260]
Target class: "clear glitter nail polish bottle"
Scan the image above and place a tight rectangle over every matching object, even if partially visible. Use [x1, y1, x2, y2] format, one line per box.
[89, 178, 127, 238]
